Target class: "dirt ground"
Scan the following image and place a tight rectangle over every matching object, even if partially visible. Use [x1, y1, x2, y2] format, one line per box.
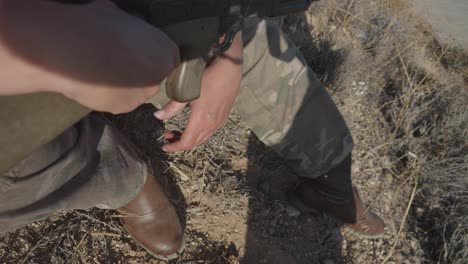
[1, 0, 466, 263]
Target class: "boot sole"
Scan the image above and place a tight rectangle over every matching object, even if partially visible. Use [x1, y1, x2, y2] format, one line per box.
[287, 192, 384, 240]
[342, 225, 384, 239]
[121, 220, 186, 261]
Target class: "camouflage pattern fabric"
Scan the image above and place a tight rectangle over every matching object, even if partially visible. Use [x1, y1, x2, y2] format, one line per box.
[239, 21, 353, 178]
[0, 20, 353, 232]
[152, 21, 354, 178]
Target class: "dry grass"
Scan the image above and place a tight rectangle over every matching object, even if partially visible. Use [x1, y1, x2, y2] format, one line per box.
[0, 0, 466, 263]
[293, 0, 467, 263]
[306, 1, 468, 263]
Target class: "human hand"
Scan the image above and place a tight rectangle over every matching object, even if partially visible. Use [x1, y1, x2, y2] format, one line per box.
[154, 33, 243, 152]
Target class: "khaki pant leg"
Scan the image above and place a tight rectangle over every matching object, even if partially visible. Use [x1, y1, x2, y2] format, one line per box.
[236, 21, 354, 178]
[0, 115, 146, 233]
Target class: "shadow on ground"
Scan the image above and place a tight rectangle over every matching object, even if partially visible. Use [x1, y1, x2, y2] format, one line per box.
[240, 134, 345, 264]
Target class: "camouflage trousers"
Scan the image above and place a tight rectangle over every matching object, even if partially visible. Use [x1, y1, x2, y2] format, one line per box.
[0, 21, 353, 232]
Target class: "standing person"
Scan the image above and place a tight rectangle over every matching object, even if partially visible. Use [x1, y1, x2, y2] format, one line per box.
[0, 0, 384, 261]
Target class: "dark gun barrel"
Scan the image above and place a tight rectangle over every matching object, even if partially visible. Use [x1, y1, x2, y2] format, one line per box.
[111, 0, 311, 22]
[271, 0, 312, 16]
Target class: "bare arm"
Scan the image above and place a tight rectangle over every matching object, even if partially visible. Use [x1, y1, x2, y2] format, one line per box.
[0, 0, 179, 114]
[0, 1, 54, 95]
[155, 32, 244, 151]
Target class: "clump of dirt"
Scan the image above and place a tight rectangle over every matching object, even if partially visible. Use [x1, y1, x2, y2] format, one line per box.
[1, 0, 466, 263]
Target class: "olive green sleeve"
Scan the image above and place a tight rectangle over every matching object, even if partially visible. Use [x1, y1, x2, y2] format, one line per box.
[0, 93, 90, 174]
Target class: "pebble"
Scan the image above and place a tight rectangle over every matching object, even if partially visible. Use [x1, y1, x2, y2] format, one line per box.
[410, 240, 418, 250]
[355, 30, 370, 42]
[285, 206, 301, 217]
[272, 202, 285, 213]
[386, 173, 393, 184]
[352, 164, 360, 173]
[393, 253, 403, 262]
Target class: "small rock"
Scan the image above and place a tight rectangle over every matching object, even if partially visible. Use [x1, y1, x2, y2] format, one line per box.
[272, 202, 285, 214]
[63, 238, 72, 248]
[352, 161, 361, 173]
[355, 30, 369, 42]
[393, 253, 403, 262]
[386, 173, 393, 184]
[285, 206, 301, 217]
[410, 240, 418, 250]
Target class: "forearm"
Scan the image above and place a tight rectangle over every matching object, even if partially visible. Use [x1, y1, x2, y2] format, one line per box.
[214, 32, 243, 69]
[0, 1, 54, 95]
[209, 32, 243, 88]
[0, 0, 175, 97]
[0, 0, 111, 96]
[0, 44, 48, 95]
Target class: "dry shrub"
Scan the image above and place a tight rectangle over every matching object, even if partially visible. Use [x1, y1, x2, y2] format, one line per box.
[410, 45, 467, 263]
[290, 0, 467, 262]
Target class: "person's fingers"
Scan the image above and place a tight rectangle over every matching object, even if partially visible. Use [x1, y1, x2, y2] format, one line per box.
[163, 127, 213, 152]
[162, 119, 201, 152]
[162, 134, 195, 152]
[163, 131, 176, 140]
[154, 100, 187, 120]
[163, 130, 182, 142]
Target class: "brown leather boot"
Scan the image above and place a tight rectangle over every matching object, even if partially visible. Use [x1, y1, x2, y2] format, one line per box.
[289, 183, 385, 239]
[118, 168, 185, 260]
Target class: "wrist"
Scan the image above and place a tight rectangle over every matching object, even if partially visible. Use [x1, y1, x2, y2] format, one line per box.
[215, 32, 243, 65]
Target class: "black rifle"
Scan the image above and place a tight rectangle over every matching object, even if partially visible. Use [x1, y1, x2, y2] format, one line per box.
[0, 0, 314, 173]
[98, 0, 314, 101]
